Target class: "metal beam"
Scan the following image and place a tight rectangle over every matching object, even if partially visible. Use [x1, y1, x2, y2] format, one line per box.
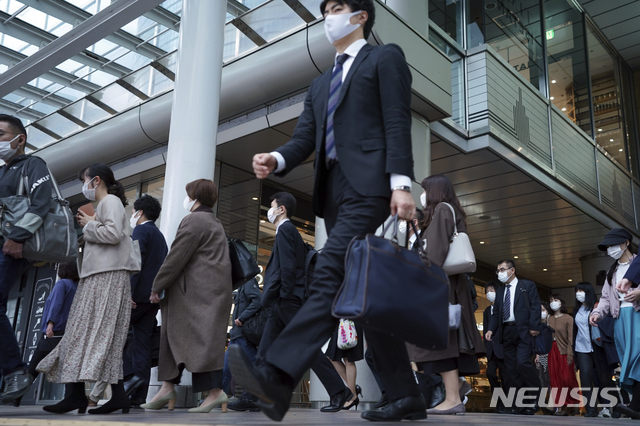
[12, 85, 73, 109]
[0, 0, 166, 99]
[19, 0, 168, 60]
[0, 98, 45, 121]
[144, 6, 180, 31]
[227, 0, 250, 17]
[0, 45, 100, 93]
[283, 0, 317, 23]
[0, 10, 131, 78]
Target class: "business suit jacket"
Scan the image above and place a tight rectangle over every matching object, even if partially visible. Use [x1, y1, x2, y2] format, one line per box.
[489, 278, 541, 344]
[130, 221, 168, 304]
[262, 220, 306, 308]
[483, 305, 503, 359]
[624, 254, 640, 285]
[274, 43, 414, 217]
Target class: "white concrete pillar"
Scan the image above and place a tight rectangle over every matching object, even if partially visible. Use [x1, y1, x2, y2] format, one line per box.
[149, 0, 226, 406]
[159, 0, 227, 245]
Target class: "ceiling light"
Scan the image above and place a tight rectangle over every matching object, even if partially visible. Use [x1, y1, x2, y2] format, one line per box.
[619, 149, 624, 152]
[551, 79, 556, 83]
[568, 279, 573, 282]
[550, 96, 554, 100]
[543, 268, 547, 271]
[598, 128, 603, 132]
[252, 197, 258, 201]
[260, 220, 265, 223]
[514, 256, 519, 259]
[479, 241, 485, 244]
[610, 139, 614, 142]
[561, 107, 566, 111]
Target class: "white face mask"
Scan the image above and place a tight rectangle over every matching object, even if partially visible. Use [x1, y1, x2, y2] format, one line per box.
[267, 206, 282, 224]
[541, 311, 548, 320]
[183, 196, 196, 213]
[497, 269, 512, 283]
[130, 211, 140, 229]
[82, 177, 96, 201]
[0, 134, 20, 162]
[576, 291, 586, 303]
[550, 301, 561, 312]
[399, 220, 407, 234]
[607, 244, 624, 260]
[486, 291, 496, 303]
[324, 10, 362, 44]
[420, 193, 426, 208]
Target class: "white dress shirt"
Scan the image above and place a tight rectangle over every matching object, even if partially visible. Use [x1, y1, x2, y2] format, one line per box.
[503, 277, 519, 322]
[271, 39, 411, 191]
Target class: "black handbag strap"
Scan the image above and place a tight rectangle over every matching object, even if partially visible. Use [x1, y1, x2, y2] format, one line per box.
[378, 214, 426, 255]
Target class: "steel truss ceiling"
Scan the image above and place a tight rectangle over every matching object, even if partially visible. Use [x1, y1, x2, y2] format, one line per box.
[0, 0, 322, 151]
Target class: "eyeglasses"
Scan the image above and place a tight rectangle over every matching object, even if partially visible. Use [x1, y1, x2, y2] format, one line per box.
[496, 267, 511, 274]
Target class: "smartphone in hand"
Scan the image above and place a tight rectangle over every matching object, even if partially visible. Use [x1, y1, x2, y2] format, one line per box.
[78, 203, 94, 216]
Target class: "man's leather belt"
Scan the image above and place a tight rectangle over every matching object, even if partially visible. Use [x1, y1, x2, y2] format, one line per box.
[503, 321, 516, 326]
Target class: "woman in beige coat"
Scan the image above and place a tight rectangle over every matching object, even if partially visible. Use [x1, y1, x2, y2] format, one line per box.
[142, 179, 232, 413]
[409, 174, 485, 415]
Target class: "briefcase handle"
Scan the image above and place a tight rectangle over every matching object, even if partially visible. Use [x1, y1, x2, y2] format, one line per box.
[379, 214, 426, 256]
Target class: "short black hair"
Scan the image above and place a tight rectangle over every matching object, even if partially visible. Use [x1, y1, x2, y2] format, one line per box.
[320, 0, 376, 39]
[0, 114, 27, 138]
[497, 259, 516, 270]
[485, 282, 497, 293]
[58, 260, 79, 282]
[415, 208, 425, 224]
[133, 194, 162, 222]
[271, 192, 296, 219]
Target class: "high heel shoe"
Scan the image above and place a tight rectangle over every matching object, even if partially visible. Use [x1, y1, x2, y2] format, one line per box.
[43, 383, 88, 414]
[356, 385, 363, 398]
[88, 380, 130, 414]
[140, 390, 177, 410]
[343, 397, 360, 410]
[188, 392, 228, 413]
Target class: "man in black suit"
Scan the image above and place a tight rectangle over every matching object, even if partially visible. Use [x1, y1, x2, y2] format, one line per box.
[483, 282, 509, 414]
[229, 0, 419, 422]
[122, 195, 168, 406]
[229, 192, 350, 412]
[486, 260, 541, 415]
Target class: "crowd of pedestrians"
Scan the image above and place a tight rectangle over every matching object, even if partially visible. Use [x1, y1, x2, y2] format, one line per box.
[1, 0, 640, 423]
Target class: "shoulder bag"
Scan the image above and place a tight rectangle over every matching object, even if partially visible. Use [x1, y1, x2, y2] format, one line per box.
[332, 216, 450, 350]
[0, 159, 77, 263]
[440, 203, 476, 276]
[227, 236, 260, 290]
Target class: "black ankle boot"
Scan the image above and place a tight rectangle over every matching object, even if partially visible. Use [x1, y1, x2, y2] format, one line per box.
[88, 380, 130, 415]
[43, 383, 88, 414]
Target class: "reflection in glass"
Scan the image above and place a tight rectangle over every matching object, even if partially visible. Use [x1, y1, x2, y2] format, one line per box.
[93, 82, 143, 113]
[545, 0, 591, 135]
[141, 177, 164, 229]
[223, 24, 257, 62]
[25, 126, 55, 149]
[468, 0, 545, 92]
[621, 66, 638, 177]
[587, 26, 625, 166]
[63, 99, 110, 126]
[241, 0, 305, 43]
[36, 113, 80, 139]
[429, 30, 465, 127]
[429, 0, 463, 46]
[299, 0, 323, 18]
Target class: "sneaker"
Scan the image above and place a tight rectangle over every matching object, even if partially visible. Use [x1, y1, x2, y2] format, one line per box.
[227, 398, 261, 412]
[599, 407, 611, 418]
[1, 369, 34, 404]
[459, 380, 472, 400]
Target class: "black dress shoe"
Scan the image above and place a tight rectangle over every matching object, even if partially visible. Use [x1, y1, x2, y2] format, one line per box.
[123, 375, 144, 397]
[321, 387, 354, 412]
[361, 395, 427, 422]
[428, 382, 445, 409]
[227, 345, 293, 421]
[617, 403, 640, 419]
[1, 369, 34, 404]
[228, 398, 261, 412]
[374, 393, 389, 409]
[521, 406, 539, 415]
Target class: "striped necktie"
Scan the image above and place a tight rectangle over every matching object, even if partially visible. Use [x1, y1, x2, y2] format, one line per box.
[325, 53, 349, 163]
[503, 284, 511, 322]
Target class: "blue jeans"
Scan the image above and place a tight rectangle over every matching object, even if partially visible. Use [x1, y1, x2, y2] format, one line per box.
[0, 252, 30, 375]
[222, 336, 257, 395]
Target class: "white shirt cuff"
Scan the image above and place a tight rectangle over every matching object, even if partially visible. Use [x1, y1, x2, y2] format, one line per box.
[390, 174, 412, 190]
[271, 151, 286, 174]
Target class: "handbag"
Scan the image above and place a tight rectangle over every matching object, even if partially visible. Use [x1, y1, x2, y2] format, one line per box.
[227, 236, 260, 290]
[242, 307, 269, 346]
[332, 216, 450, 350]
[337, 318, 358, 350]
[440, 203, 476, 276]
[0, 160, 77, 263]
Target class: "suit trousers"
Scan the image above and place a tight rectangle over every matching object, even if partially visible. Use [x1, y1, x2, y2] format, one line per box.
[28, 334, 62, 378]
[243, 298, 344, 401]
[502, 325, 540, 399]
[0, 254, 30, 375]
[266, 165, 420, 401]
[122, 302, 158, 400]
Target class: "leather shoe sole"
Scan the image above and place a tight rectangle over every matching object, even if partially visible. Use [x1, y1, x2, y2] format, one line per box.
[361, 395, 427, 422]
[617, 404, 640, 420]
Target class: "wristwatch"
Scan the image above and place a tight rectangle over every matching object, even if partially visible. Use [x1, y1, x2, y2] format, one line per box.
[392, 185, 411, 192]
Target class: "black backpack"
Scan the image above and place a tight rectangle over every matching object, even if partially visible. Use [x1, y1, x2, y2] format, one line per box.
[303, 242, 318, 300]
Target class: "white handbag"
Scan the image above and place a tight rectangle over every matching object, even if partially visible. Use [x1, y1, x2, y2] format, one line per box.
[337, 318, 358, 350]
[441, 203, 476, 276]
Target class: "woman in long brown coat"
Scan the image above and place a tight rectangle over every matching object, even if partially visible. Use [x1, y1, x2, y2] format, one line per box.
[141, 179, 232, 413]
[408, 174, 485, 415]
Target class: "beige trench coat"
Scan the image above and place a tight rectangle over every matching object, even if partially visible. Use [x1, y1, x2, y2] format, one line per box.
[407, 203, 485, 363]
[152, 207, 232, 380]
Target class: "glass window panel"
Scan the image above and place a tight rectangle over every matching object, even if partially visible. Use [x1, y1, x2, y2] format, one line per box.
[19, 7, 66, 34]
[621, 66, 639, 177]
[123, 184, 139, 220]
[54, 86, 85, 102]
[141, 177, 164, 229]
[429, 0, 463, 46]
[63, 99, 110, 125]
[429, 30, 464, 127]
[468, 0, 545, 92]
[223, 24, 257, 62]
[87, 38, 119, 57]
[121, 66, 172, 98]
[36, 113, 81, 138]
[241, 0, 306, 42]
[113, 50, 151, 70]
[20, 101, 56, 115]
[160, 0, 181, 15]
[77, 68, 118, 87]
[50, 21, 73, 37]
[93, 82, 143, 112]
[299, 0, 323, 18]
[545, 0, 591, 135]
[587, 26, 625, 167]
[0, 0, 25, 14]
[0, 34, 31, 53]
[157, 51, 177, 73]
[26, 125, 55, 148]
[56, 58, 83, 74]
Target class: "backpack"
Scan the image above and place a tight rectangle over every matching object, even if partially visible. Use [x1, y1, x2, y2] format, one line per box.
[302, 242, 318, 300]
[534, 323, 555, 355]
